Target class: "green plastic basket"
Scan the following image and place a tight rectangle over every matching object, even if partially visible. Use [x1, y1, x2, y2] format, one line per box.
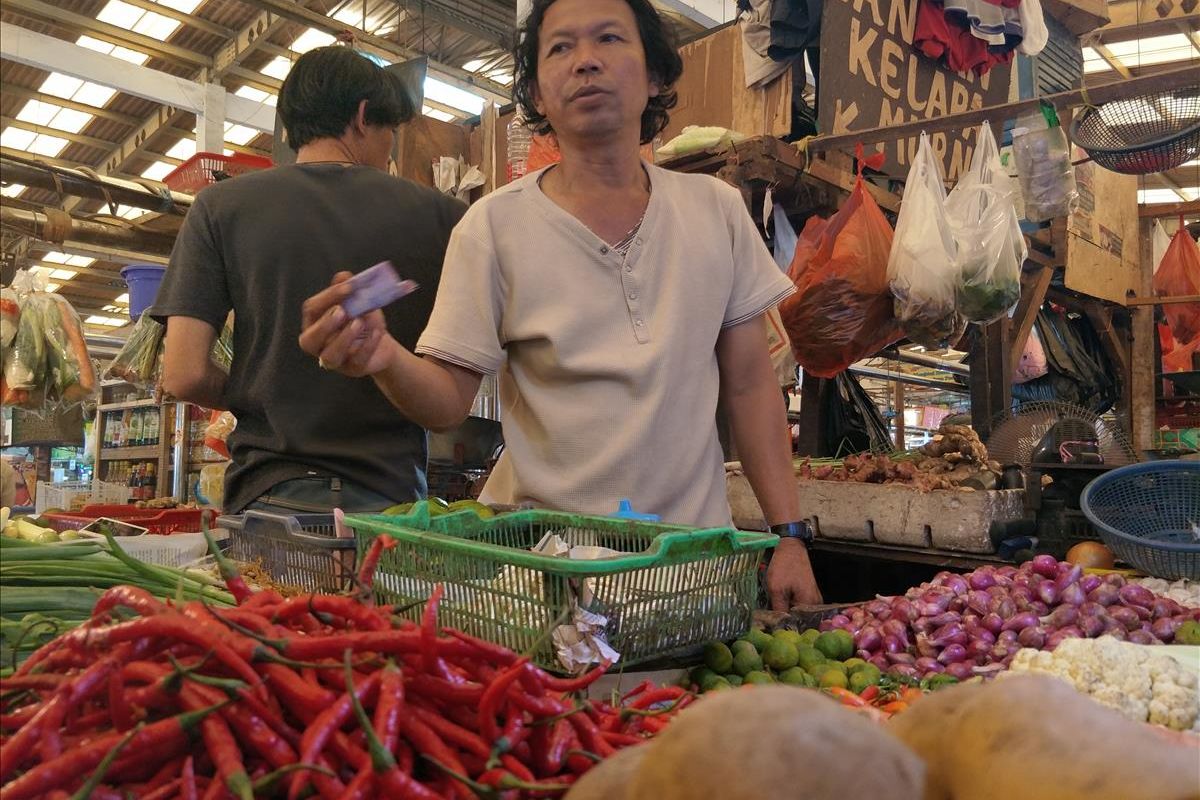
[345, 503, 776, 671]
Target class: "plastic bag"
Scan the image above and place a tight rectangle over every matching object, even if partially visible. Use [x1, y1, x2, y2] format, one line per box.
[655, 126, 747, 159]
[1012, 327, 1048, 383]
[888, 132, 963, 348]
[779, 147, 901, 377]
[105, 312, 164, 388]
[41, 293, 98, 404]
[1012, 105, 1077, 223]
[946, 123, 1026, 323]
[203, 410, 236, 460]
[1153, 227, 1200, 346]
[0, 288, 18, 348]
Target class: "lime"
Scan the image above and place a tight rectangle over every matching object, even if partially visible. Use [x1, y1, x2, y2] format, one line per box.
[772, 629, 804, 648]
[690, 666, 718, 688]
[815, 630, 853, 662]
[708, 678, 734, 691]
[732, 648, 764, 676]
[762, 639, 800, 671]
[798, 629, 821, 647]
[699, 672, 730, 692]
[778, 667, 817, 688]
[852, 663, 881, 684]
[848, 670, 880, 694]
[743, 671, 776, 686]
[821, 660, 848, 676]
[843, 658, 868, 672]
[796, 645, 825, 673]
[732, 639, 758, 656]
[818, 670, 849, 690]
[726, 674, 744, 687]
[1176, 620, 1200, 646]
[704, 641, 734, 674]
[744, 628, 774, 652]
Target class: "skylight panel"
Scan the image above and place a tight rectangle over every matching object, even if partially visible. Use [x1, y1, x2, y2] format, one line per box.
[290, 28, 336, 54]
[111, 46, 151, 65]
[114, 293, 130, 304]
[0, 127, 37, 150]
[422, 107, 457, 123]
[27, 135, 69, 158]
[224, 125, 259, 146]
[76, 36, 115, 55]
[155, 0, 204, 12]
[40, 73, 85, 100]
[48, 269, 77, 280]
[16, 100, 60, 127]
[96, 0, 144, 29]
[0, 183, 26, 197]
[260, 57, 292, 80]
[165, 138, 196, 160]
[141, 161, 174, 181]
[48, 108, 93, 135]
[423, 78, 485, 115]
[42, 252, 70, 264]
[72, 83, 117, 107]
[66, 255, 94, 267]
[132, 11, 180, 41]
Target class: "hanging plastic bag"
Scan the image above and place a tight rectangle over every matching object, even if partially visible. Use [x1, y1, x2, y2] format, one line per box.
[105, 312, 164, 388]
[1152, 220, 1171, 274]
[1012, 327, 1048, 383]
[1, 272, 48, 410]
[779, 145, 901, 377]
[41, 293, 98, 405]
[0, 288, 19, 348]
[946, 123, 1026, 323]
[1153, 226, 1200, 346]
[887, 132, 964, 348]
[1012, 104, 1077, 223]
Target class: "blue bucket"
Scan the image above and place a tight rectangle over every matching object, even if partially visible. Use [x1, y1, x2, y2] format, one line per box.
[121, 265, 166, 319]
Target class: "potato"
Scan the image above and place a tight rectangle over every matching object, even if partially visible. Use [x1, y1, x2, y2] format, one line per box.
[888, 675, 1200, 800]
[565, 742, 651, 800]
[626, 686, 924, 800]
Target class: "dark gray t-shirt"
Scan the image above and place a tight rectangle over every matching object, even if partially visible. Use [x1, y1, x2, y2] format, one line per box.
[153, 163, 466, 512]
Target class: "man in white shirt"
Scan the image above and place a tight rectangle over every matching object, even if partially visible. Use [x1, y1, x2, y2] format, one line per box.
[299, 0, 821, 608]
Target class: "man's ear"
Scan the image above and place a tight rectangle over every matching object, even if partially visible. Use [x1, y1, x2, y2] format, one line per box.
[530, 80, 546, 117]
[352, 99, 369, 135]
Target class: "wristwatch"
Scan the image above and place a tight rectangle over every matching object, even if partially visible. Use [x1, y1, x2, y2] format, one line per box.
[770, 520, 814, 545]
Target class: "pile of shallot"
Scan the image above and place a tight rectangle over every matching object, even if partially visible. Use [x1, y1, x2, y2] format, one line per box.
[820, 556, 1200, 682]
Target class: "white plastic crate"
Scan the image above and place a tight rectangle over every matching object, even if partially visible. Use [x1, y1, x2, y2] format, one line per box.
[34, 481, 93, 515]
[85, 529, 229, 568]
[93, 481, 131, 505]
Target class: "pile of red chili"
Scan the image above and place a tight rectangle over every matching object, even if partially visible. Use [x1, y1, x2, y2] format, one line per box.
[0, 537, 693, 799]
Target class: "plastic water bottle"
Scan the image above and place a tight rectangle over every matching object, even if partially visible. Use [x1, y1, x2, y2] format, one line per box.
[506, 113, 531, 182]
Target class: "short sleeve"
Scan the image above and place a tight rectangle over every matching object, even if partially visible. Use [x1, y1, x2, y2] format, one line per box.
[721, 184, 796, 328]
[415, 220, 505, 375]
[150, 194, 232, 330]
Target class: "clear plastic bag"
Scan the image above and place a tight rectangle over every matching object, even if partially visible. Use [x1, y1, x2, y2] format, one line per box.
[1012, 106, 1077, 223]
[41, 293, 98, 405]
[106, 312, 165, 388]
[888, 132, 964, 348]
[947, 123, 1026, 323]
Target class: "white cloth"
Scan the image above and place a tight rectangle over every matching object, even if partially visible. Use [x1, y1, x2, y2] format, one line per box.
[1017, 0, 1049, 55]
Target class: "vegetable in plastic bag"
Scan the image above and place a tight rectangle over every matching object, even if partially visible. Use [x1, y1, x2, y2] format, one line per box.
[104, 312, 164, 387]
[946, 123, 1026, 323]
[1012, 105, 1077, 223]
[41, 293, 97, 403]
[1, 292, 46, 410]
[0, 288, 18, 348]
[1152, 225, 1200, 347]
[887, 132, 964, 348]
[779, 146, 901, 377]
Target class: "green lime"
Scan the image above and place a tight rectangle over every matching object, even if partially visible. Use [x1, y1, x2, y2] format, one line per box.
[851, 663, 881, 684]
[778, 667, 816, 687]
[689, 666, 718, 688]
[843, 658, 868, 672]
[923, 673, 958, 691]
[703, 641, 734, 674]
[732, 648, 764, 677]
[815, 630, 854, 662]
[732, 639, 758, 656]
[848, 670, 879, 694]
[744, 628, 774, 652]
[699, 672, 730, 692]
[1175, 620, 1200, 646]
[743, 671, 775, 686]
[830, 629, 855, 660]
[796, 645, 826, 673]
[798, 629, 821, 647]
[821, 660, 848, 676]
[772, 630, 804, 648]
[726, 674, 744, 687]
[818, 670, 849, 689]
[762, 639, 800, 671]
[708, 678, 734, 691]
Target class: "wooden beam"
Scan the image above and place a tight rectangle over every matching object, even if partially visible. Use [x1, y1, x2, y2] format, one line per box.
[1008, 264, 1054, 367]
[119, 0, 235, 39]
[1097, 1, 1198, 42]
[806, 157, 901, 212]
[0, 117, 118, 153]
[1125, 293, 1200, 305]
[807, 64, 1200, 154]
[970, 318, 1012, 439]
[0, 84, 142, 127]
[1139, 199, 1200, 218]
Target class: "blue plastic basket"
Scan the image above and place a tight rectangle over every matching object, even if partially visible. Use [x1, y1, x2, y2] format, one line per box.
[1080, 462, 1200, 580]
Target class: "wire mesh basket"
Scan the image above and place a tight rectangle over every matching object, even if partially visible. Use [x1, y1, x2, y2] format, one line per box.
[1070, 87, 1200, 175]
[1081, 462, 1200, 580]
[347, 503, 776, 671]
[218, 511, 355, 593]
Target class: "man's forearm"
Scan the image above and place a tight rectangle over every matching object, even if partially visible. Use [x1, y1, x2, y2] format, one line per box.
[726, 383, 800, 526]
[371, 341, 475, 432]
[168, 361, 228, 410]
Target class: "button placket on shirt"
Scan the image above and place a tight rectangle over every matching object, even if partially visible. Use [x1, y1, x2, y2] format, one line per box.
[615, 237, 649, 344]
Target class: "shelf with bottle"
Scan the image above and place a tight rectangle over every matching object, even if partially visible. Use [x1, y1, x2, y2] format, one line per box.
[101, 460, 159, 503]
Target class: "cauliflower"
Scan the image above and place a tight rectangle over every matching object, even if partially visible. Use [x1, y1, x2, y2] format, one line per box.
[1008, 636, 1200, 732]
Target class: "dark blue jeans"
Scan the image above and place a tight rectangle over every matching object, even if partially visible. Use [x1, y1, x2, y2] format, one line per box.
[245, 476, 397, 514]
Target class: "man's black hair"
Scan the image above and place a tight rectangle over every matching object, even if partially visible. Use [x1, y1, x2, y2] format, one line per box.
[512, 0, 684, 145]
[278, 46, 414, 151]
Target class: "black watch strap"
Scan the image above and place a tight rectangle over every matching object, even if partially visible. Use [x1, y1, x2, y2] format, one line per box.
[770, 520, 813, 544]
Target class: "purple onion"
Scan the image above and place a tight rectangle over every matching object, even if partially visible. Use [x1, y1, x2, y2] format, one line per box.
[1030, 555, 1059, 578]
[864, 599, 890, 616]
[917, 592, 953, 617]
[1102, 623, 1128, 641]
[1151, 617, 1181, 643]
[1060, 582, 1087, 607]
[1152, 598, 1181, 620]
[1042, 605, 1079, 629]
[968, 569, 997, 590]
[963, 613, 982, 628]
[1088, 584, 1120, 607]
[856, 650, 874, 662]
[1129, 605, 1152, 621]
[972, 663, 1007, 678]
[891, 597, 917, 622]
[986, 585, 1009, 600]
[1119, 585, 1155, 608]
[881, 619, 911, 648]
[890, 664, 920, 680]
[998, 630, 1019, 646]
[913, 617, 935, 635]
[938, 644, 968, 665]
[927, 611, 963, 628]
[1037, 581, 1060, 606]
[855, 626, 883, 653]
[1017, 626, 1046, 649]
[1055, 563, 1082, 589]
[1080, 615, 1105, 638]
[991, 643, 1010, 661]
[1045, 626, 1082, 650]
[915, 634, 939, 659]
[1127, 630, 1156, 645]
[1012, 574, 1033, 592]
[1002, 611, 1039, 632]
[932, 623, 968, 648]
[966, 639, 993, 661]
[915, 657, 943, 674]
[981, 613, 1004, 635]
[1079, 574, 1103, 595]
[818, 619, 834, 632]
[1009, 585, 1034, 605]
[995, 597, 1019, 621]
[967, 591, 991, 616]
[971, 628, 997, 646]
[1102, 573, 1127, 588]
[997, 565, 1019, 578]
[883, 635, 905, 655]
[869, 655, 890, 672]
[1029, 601, 1050, 617]
[1108, 606, 1141, 631]
[945, 661, 975, 680]
[886, 652, 916, 666]
[944, 574, 970, 596]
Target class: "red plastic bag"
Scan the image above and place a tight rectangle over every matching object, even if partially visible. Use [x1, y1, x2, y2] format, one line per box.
[1153, 227, 1200, 346]
[1160, 323, 1200, 373]
[779, 149, 902, 377]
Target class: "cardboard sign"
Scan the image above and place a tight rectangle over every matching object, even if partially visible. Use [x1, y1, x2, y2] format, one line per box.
[818, 0, 1012, 181]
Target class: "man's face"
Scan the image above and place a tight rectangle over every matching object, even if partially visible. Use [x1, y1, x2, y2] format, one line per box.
[532, 0, 659, 144]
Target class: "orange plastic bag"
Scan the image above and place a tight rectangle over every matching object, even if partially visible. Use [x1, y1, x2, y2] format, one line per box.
[779, 149, 902, 377]
[1153, 227, 1200, 346]
[1160, 323, 1200, 373]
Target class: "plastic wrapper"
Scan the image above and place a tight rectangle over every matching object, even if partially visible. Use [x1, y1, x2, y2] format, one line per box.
[1012, 107, 1077, 223]
[780, 149, 901, 376]
[0, 288, 18, 348]
[1013, 327, 1048, 383]
[104, 312, 164, 388]
[888, 132, 963, 348]
[0, 273, 96, 409]
[1153, 227, 1200, 347]
[947, 124, 1026, 323]
[41, 293, 98, 404]
[1, 294, 46, 409]
[203, 410, 236, 460]
[212, 315, 234, 373]
[655, 125, 747, 159]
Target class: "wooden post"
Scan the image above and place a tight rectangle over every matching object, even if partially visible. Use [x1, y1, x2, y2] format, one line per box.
[894, 381, 906, 450]
[1131, 219, 1157, 452]
[1008, 264, 1054, 368]
[970, 318, 1012, 439]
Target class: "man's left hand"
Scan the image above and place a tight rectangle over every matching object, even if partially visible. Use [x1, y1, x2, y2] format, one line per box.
[767, 538, 822, 611]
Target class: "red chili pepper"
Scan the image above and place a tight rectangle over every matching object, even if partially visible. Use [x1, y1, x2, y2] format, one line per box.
[91, 585, 168, 620]
[565, 751, 599, 776]
[409, 704, 490, 759]
[620, 679, 653, 702]
[407, 674, 485, 705]
[202, 511, 253, 604]
[139, 779, 184, 800]
[289, 672, 381, 800]
[859, 684, 881, 702]
[629, 685, 686, 710]
[826, 686, 870, 709]
[567, 712, 615, 758]
[478, 657, 530, 744]
[0, 674, 64, 691]
[271, 595, 390, 632]
[241, 588, 283, 610]
[2, 700, 226, 800]
[421, 584, 446, 673]
[355, 535, 397, 595]
[601, 730, 645, 747]
[500, 753, 535, 782]
[181, 756, 197, 800]
[442, 628, 520, 666]
[398, 711, 474, 800]
[107, 671, 132, 731]
[506, 688, 571, 718]
[269, 630, 476, 662]
[531, 661, 610, 693]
